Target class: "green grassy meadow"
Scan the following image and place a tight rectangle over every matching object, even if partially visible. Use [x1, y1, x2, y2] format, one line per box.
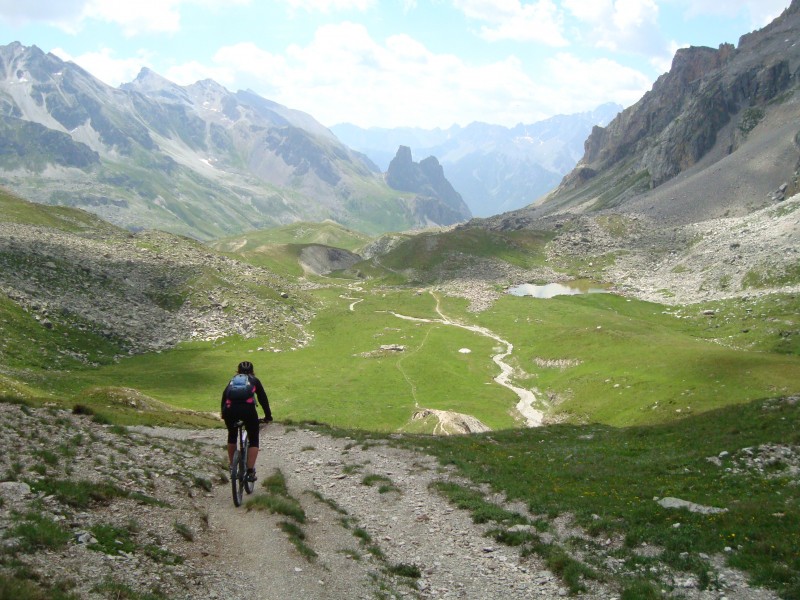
[22, 281, 798, 436]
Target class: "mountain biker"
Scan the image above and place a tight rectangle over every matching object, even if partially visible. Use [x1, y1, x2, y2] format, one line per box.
[221, 360, 273, 482]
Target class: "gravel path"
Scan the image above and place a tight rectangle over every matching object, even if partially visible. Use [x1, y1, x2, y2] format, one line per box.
[136, 422, 781, 600]
[168, 423, 580, 600]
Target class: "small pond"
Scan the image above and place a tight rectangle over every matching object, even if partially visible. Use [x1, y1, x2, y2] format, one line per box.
[508, 281, 609, 299]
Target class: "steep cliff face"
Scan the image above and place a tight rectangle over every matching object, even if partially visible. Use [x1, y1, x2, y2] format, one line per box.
[386, 146, 472, 223]
[547, 0, 800, 214]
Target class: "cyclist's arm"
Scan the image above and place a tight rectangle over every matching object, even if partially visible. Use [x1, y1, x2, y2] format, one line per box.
[254, 378, 273, 421]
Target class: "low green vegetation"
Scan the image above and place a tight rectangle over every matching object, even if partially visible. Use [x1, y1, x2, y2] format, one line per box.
[5, 511, 72, 553]
[362, 473, 400, 494]
[212, 221, 372, 253]
[400, 396, 800, 598]
[473, 292, 799, 425]
[29, 478, 165, 510]
[376, 226, 552, 273]
[88, 523, 136, 555]
[246, 469, 316, 559]
[92, 579, 168, 600]
[742, 264, 800, 290]
[738, 107, 765, 136]
[0, 574, 80, 600]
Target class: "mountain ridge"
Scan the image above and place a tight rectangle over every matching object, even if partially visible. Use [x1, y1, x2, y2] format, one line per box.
[0, 42, 466, 239]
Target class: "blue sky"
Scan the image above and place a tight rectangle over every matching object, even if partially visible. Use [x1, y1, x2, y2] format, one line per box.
[0, 0, 792, 129]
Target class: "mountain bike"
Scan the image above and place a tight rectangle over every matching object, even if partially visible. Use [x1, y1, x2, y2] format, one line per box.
[230, 419, 255, 506]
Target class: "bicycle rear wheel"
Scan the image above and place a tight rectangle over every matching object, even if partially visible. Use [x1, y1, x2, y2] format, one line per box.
[231, 448, 244, 507]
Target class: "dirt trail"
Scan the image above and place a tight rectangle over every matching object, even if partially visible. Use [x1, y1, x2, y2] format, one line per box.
[150, 423, 573, 599]
[387, 291, 544, 427]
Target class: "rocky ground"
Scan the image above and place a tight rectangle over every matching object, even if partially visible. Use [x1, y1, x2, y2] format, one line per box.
[0, 222, 314, 356]
[0, 401, 790, 600]
[433, 194, 800, 313]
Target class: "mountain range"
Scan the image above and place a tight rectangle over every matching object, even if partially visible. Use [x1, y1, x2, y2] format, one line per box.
[0, 42, 469, 239]
[332, 103, 621, 217]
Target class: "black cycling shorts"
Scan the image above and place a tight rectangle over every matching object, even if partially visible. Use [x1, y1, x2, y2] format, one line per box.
[223, 404, 260, 448]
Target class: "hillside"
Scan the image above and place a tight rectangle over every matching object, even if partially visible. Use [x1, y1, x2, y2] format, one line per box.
[0, 43, 465, 239]
[0, 190, 313, 391]
[528, 0, 800, 223]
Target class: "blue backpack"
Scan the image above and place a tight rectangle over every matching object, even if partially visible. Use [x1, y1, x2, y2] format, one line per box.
[227, 374, 255, 403]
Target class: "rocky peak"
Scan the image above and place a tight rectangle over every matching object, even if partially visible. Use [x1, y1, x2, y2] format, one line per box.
[385, 145, 472, 223]
[385, 145, 417, 190]
[121, 67, 190, 105]
[549, 2, 800, 210]
[666, 44, 735, 88]
[386, 146, 471, 217]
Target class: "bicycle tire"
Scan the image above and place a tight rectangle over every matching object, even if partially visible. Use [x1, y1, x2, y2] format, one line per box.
[243, 434, 255, 494]
[231, 448, 244, 507]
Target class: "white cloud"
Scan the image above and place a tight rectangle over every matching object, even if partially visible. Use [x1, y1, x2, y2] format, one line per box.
[50, 46, 155, 86]
[0, 0, 87, 31]
[564, 0, 666, 55]
[172, 22, 649, 128]
[83, 0, 182, 36]
[453, 0, 569, 45]
[543, 52, 653, 112]
[280, 0, 375, 12]
[0, 0, 250, 36]
[672, 0, 790, 27]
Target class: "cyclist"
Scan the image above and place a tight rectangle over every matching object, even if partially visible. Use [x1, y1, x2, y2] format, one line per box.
[221, 360, 273, 482]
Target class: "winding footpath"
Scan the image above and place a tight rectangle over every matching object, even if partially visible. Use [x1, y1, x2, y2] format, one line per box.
[383, 291, 544, 428]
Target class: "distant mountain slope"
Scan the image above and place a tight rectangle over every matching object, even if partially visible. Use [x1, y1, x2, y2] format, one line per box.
[535, 0, 800, 223]
[331, 104, 621, 217]
[0, 43, 465, 239]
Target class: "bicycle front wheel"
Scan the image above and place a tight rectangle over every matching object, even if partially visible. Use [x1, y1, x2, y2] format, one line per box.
[231, 449, 244, 507]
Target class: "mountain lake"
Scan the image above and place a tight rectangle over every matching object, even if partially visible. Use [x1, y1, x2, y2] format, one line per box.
[508, 281, 609, 298]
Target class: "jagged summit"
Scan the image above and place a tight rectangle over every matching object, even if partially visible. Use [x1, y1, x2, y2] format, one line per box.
[386, 146, 471, 222]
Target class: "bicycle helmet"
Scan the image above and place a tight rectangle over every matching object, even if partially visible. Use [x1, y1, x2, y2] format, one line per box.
[237, 361, 254, 374]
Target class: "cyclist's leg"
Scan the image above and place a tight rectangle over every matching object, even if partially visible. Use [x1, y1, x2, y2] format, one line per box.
[224, 413, 238, 465]
[247, 446, 258, 469]
[244, 408, 260, 472]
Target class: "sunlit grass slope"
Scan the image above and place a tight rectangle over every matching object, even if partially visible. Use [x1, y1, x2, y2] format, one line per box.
[377, 226, 554, 272]
[38, 285, 799, 433]
[208, 221, 374, 277]
[474, 292, 800, 426]
[0, 187, 120, 233]
[211, 221, 373, 253]
[56, 288, 520, 431]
